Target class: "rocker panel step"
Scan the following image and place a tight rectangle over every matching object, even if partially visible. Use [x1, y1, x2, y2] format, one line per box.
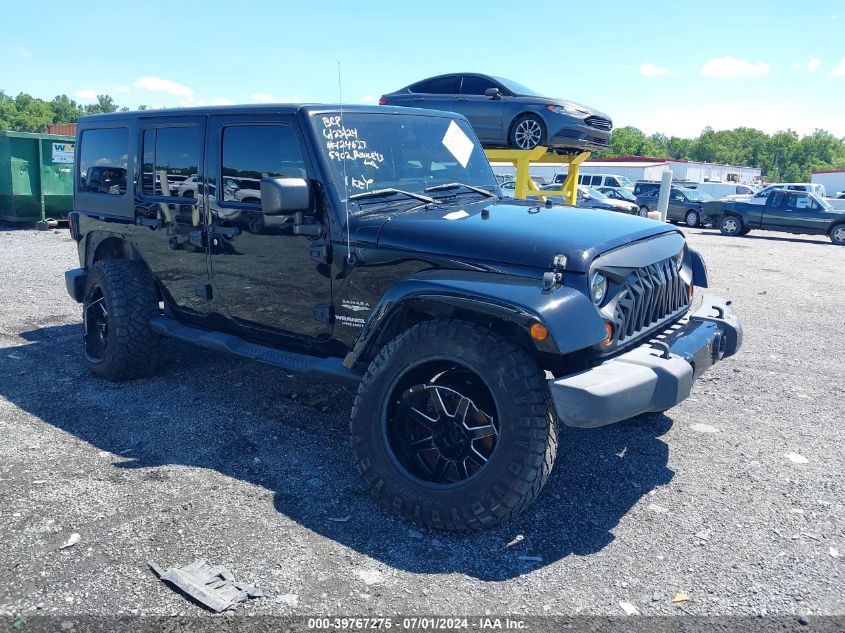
[150, 317, 362, 385]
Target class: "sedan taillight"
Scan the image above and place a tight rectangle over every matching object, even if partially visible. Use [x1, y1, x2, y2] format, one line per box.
[378, 97, 388, 105]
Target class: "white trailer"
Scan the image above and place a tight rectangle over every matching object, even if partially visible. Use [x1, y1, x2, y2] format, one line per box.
[812, 170, 845, 197]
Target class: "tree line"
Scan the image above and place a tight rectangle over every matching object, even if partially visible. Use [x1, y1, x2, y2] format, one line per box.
[596, 125, 845, 182]
[0, 91, 148, 133]
[3, 89, 844, 182]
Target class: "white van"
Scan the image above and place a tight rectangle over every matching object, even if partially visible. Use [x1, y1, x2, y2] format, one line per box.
[553, 172, 635, 191]
[694, 182, 757, 199]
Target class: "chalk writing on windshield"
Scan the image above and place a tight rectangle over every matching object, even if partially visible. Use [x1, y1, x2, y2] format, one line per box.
[321, 115, 386, 191]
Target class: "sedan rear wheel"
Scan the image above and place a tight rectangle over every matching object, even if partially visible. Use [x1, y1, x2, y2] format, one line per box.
[685, 210, 701, 228]
[831, 224, 845, 245]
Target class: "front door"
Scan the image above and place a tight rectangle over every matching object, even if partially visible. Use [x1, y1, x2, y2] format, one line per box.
[763, 191, 831, 234]
[457, 75, 505, 142]
[206, 114, 333, 340]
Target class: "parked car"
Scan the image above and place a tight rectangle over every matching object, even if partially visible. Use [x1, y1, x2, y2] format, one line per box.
[555, 173, 635, 191]
[693, 182, 757, 199]
[540, 184, 639, 215]
[635, 186, 713, 227]
[499, 179, 540, 198]
[380, 73, 612, 152]
[633, 180, 699, 197]
[177, 174, 199, 198]
[723, 182, 826, 203]
[704, 189, 845, 244]
[66, 104, 741, 530]
[598, 186, 638, 205]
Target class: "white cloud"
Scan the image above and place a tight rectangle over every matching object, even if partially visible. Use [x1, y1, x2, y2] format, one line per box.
[17, 48, 30, 58]
[700, 56, 770, 78]
[831, 58, 845, 77]
[361, 94, 377, 103]
[251, 92, 275, 103]
[74, 89, 98, 101]
[113, 84, 131, 94]
[133, 76, 193, 97]
[639, 62, 676, 77]
[793, 58, 822, 72]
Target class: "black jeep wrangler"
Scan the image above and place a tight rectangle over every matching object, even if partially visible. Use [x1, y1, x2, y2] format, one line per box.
[65, 105, 742, 530]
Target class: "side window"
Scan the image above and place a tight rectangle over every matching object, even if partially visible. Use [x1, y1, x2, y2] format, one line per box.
[420, 75, 460, 95]
[606, 177, 619, 187]
[141, 126, 199, 197]
[78, 128, 128, 195]
[769, 192, 785, 208]
[460, 75, 498, 95]
[792, 194, 812, 210]
[671, 190, 684, 201]
[592, 176, 603, 186]
[221, 125, 307, 206]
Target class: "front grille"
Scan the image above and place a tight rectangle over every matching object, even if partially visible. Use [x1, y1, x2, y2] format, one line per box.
[589, 136, 610, 146]
[614, 257, 689, 343]
[585, 116, 612, 131]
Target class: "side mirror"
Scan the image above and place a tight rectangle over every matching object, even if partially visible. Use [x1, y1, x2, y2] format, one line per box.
[484, 87, 502, 100]
[260, 177, 312, 216]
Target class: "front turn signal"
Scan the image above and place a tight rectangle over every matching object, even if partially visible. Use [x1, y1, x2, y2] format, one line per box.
[602, 322, 614, 346]
[530, 323, 549, 341]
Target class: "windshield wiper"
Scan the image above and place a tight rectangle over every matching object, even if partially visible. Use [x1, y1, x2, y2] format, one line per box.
[424, 182, 496, 198]
[349, 188, 434, 204]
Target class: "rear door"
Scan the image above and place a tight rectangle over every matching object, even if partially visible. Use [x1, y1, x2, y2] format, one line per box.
[205, 113, 333, 340]
[410, 75, 462, 116]
[132, 115, 210, 316]
[457, 75, 505, 142]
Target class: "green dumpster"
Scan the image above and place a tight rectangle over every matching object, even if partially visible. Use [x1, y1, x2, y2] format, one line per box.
[0, 131, 75, 224]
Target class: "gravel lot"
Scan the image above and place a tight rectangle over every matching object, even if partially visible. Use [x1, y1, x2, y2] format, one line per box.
[0, 224, 842, 619]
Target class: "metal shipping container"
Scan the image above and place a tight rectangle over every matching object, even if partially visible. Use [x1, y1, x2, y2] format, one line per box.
[0, 131, 75, 224]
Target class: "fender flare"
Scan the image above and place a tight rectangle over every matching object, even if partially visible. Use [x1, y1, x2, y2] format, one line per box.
[689, 248, 708, 288]
[342, 270, 607, 369]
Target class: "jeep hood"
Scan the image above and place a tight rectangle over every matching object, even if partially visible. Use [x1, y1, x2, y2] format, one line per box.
[371, 199, 678, 273]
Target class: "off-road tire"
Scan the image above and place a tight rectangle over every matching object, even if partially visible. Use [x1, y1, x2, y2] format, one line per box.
[82, 259, 161, 381]
[350, 319, 558, 530]
[719, 215, 743, 236]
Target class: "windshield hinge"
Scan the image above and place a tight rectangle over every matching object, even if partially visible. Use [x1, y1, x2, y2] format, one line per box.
[309, 241, 330, 264]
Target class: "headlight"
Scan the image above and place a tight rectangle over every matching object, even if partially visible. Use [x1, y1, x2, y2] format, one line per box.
[590, 273, 607, 305]
[547, 104, 588, 116]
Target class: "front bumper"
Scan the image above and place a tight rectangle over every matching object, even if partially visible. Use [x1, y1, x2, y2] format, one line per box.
[549, 295, 742, 428]
[65, 268, 87, 303]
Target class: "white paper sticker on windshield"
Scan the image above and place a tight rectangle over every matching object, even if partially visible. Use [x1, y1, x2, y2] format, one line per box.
[442, 120, 474, 168]
[443, 210, 469, 221]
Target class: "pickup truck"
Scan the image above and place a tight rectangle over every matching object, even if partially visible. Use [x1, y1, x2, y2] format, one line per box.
[703, 189, 845, 244]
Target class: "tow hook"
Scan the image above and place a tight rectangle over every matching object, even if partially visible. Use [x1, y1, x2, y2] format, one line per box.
[712, 330, 727, 362]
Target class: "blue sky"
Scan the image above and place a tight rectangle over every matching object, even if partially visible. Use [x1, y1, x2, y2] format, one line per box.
[2, 0, 844, 138]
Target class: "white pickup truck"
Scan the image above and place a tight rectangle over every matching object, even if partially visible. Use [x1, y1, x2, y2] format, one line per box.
[723, 182, 826, 205]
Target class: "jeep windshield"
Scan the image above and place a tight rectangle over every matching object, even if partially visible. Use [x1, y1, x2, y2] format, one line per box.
[314, 112, 498, 207]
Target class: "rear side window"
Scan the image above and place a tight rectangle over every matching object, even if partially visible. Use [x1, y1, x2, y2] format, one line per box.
[78, 128, 128, 195]
[769, 192, 786, 208]
[460, 75, 498, 95]
[606, 177, 620, 187]
[142, 126, 199, 197]
[415, 75, 460, 95]
[591, 176, 602, 186]
[221, 125, 307, 205]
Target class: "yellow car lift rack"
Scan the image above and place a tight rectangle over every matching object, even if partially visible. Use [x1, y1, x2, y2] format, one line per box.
[484, 147, 591, 206]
